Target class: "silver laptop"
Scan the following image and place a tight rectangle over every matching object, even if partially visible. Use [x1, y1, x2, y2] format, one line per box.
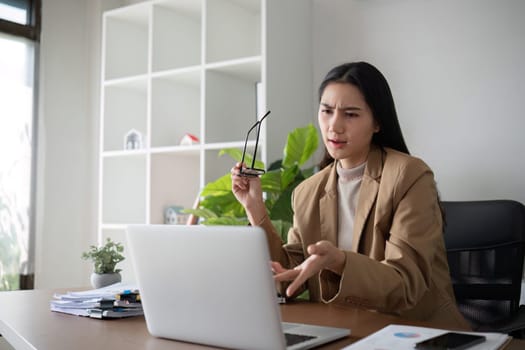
[126, 224, 350, 350]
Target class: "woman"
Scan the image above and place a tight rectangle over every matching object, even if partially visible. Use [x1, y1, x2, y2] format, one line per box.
[231, 62, 469, 329]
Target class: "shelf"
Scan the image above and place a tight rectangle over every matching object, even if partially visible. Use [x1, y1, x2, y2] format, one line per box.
[204, 148, 238, 184]
[103, 149, 148, 158]
[205, 56, 261, 81]
[151, 69, 201, 147]
[204, 66, 261, 143]
[101, 156, 147, 224]
[150, 153, 200, 224]
[150, 144, 201, 155]
[104, 74, 149, 87]
[103, 3, 150, 80]
[206, 0, 261, 63]
[152, 0, 201, 72]
[202, 140, 253, 150]
[100, 224, 129, 230]
[103, 79, 148, 152]
[99, 0, 313, 242]
[151, 65, 201, 79]
[102, 144, 202, 158]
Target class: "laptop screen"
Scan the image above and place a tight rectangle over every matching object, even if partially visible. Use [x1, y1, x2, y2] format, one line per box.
[126, 224, 349, 350]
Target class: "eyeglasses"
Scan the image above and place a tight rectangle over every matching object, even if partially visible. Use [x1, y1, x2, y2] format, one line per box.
[239, 110, 271, 177]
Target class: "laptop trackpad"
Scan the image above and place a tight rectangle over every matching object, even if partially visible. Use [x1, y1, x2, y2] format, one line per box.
[282, 322, 350, 349]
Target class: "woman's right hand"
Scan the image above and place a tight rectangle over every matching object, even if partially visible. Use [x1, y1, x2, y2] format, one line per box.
[231, 162, 266, 224]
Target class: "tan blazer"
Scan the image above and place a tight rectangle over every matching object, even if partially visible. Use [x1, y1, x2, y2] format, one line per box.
[258, 145, 470, 329]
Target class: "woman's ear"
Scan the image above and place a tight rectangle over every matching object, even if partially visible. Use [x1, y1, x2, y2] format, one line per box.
[373, 121, 380, 133]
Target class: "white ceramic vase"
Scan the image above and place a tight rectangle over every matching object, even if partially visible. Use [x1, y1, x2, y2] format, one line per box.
[90, 272, 121, 289]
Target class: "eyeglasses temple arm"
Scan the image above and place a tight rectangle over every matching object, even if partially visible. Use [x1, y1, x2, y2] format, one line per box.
[241, 111, 271, 169]
[251, 111, 270, 168]
[241, 120, 260, 166]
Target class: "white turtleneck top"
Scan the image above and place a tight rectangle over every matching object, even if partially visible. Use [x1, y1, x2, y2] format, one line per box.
[336, 161, 366, 250]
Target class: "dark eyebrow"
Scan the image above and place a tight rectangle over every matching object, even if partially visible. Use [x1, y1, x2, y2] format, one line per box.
[320, 102, 362, 111]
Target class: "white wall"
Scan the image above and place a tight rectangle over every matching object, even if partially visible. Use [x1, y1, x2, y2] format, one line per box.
[312, 0, 525, 205]
[35, 0, 525, 288]
[35, 0, 123, 288]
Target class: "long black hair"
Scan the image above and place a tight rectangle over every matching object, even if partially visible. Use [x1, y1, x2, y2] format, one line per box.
[318, 62, 409, 169]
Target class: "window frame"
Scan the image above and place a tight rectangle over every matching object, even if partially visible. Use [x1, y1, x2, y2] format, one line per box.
[0, 0, 40, 40]
[0, 0, 41, 290]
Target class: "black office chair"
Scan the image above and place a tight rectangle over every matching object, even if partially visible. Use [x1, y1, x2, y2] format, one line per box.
[441, 200, 525, 337]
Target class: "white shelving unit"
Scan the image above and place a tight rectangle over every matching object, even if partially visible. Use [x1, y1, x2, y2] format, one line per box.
[98, 0, 313, 281]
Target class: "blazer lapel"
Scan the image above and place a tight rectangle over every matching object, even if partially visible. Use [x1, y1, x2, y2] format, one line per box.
[351, 146, 383, 252]
[319, 164, 338, 244]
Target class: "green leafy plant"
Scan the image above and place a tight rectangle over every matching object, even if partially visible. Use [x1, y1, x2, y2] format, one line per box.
[185, 124, 319, 242]
[81, 238, 125, 274]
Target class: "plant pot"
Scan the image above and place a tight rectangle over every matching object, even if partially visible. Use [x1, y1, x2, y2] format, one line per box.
[90, 272, 121, 289]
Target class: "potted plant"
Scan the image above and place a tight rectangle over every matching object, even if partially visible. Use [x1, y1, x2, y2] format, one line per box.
[81, 237, 125, 289]
[185, 124, 319, 242]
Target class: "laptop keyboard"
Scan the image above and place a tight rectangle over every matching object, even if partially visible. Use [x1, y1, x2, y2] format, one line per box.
[285, 333, 317, 346]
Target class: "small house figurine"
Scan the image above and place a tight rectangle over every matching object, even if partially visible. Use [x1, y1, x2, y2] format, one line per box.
[164, 205, 190, 225]
[124, 129, 143, 150]
[180, 133, 199, 146]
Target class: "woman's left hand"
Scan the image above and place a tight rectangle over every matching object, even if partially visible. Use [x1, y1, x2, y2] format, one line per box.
[271, 240, 346, 297]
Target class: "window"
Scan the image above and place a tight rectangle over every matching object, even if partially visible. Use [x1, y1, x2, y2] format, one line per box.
[0, 0, 30, 24]
[0, 0, 40, 290]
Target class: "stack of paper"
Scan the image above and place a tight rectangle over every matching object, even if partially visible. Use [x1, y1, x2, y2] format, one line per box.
[50, 282, 143, 319]
[343, 324, 510, 350]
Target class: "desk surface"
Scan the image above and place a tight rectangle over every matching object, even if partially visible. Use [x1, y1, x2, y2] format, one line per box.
[0, 288, 523, 350]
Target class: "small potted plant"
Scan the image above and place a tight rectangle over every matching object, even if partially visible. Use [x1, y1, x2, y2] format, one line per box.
[82, 238, 125, 288]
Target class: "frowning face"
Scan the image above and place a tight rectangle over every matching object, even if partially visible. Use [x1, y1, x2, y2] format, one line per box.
[318, 82, 379, 169]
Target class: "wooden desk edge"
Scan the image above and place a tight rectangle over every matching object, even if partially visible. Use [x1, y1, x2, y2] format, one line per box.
[0, 289, 523, 350]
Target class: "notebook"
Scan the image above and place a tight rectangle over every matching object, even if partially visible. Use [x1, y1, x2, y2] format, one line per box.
[126, 224, 350, 350]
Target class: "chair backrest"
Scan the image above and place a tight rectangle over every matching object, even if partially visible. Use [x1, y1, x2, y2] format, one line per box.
[442, 200, 525, 329]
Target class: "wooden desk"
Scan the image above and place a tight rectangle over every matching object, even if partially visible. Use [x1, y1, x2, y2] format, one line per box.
[0, 289, 523, 350]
